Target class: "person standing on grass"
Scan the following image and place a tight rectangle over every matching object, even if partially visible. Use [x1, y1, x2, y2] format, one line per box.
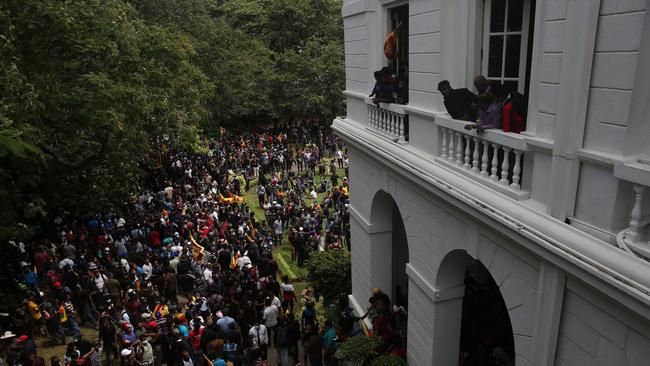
[280, 276, 296, 314]
[262, 298, 279, 348]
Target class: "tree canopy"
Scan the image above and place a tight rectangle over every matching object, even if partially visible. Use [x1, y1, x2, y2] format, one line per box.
[0, 0, 344, 242]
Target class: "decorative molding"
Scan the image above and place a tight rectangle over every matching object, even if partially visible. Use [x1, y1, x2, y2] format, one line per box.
[578, 148, 625, 168]
[343, 89, 368, 100]
[614, 156, 650, 187]
[349, 202, 393, 234]
[333, 118, 650, 318]
[405, 263, 438, 303]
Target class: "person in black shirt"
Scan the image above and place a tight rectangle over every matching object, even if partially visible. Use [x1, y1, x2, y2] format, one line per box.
[438, 80, 477, 121]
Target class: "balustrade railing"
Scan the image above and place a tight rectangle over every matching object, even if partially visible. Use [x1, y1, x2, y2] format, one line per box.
[616, 184, 650, 260]
[435, 117, 529, 200]
[367, 103, 408, 143]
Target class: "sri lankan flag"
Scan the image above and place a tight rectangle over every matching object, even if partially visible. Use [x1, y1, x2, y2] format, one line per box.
[189, 233, 205, 262]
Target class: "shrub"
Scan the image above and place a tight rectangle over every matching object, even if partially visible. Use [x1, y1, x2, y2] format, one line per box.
[338, 335, 382, 363]
[305, 249, 351, 301]
[369, 355, 407, 366]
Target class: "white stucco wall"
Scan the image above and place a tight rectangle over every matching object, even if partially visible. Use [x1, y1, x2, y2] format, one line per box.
[555, 279, 650, 365]
[341, 142, 650, 366]
[336, 1, 650, 363]
[583, 1, 646, 155]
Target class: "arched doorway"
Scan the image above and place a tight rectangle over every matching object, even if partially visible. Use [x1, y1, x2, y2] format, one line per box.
[433, 250, 515, 365]
[459, 260, 515, 365]
[368, 190, 409, 308]
[367, 190, 409, 352]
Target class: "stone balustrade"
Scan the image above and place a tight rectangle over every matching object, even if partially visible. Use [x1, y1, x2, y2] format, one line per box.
[616, 184, 650, 260]
[434, 116, 529, 200]
[367, 102, 408, 143]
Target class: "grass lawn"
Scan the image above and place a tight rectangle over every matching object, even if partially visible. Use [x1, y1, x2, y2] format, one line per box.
[239, 158, 347, 318]
[36, 326, 98, 363]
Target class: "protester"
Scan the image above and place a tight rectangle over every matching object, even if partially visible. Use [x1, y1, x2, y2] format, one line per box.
[1, 121, 353, 366]
[438, 80, 478, 121]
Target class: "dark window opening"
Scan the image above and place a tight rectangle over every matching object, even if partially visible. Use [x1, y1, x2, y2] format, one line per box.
[370, 4, 409, 105]
[459, 260, 515, 366]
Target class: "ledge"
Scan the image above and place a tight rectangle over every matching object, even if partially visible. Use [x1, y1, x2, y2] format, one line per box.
[333, 117, 650, 317]
[614, 155, 650, 187]
[434, 115, 528, 152]
[343, 90, 368, 100]
[578, 148, 625, 167]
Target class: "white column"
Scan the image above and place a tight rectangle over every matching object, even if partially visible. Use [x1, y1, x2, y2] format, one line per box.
[447, 130, 455, 161]
[490, 143, 500, 181]
[480, 141, 489, 176]
[500, 147, 511, 185]
[440, 128, 448, 159]
[455, 133, 463, 166]
[548, 0, 601, 220]
[398, 116, 405, 142]
[511, 150, 522, 189]
[471, 137, 480, 172]
[627, 185, 645, 243]
[530, 263, 565, 366]
[463, 135, 471, 169]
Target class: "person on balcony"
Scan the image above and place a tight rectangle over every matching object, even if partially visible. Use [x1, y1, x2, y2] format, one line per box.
[438, 80, 477, 121]
[369, 67, 398, 105]
[494, 84, 525, 134]
[464, 93, 502, 133]
[473, 75, 494, 96]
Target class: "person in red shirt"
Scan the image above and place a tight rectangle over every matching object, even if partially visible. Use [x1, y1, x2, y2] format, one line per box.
[494, 84, 525, 133]
[148, 229, 161, 247]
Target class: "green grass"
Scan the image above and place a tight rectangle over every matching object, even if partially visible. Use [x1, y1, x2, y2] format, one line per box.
[239, 158, 347, 319]
[36, 326, 98, 363]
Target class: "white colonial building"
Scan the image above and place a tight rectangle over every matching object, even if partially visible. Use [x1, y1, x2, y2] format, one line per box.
[332, 0, 650, 365]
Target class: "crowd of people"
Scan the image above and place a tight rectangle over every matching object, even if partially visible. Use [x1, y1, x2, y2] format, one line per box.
[438, 75, 526, 134]
[0, 121, 356, 366]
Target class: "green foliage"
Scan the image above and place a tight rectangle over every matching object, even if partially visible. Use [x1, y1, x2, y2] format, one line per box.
[306, 249, 351, 301]
[0, 0, 210, 241]
[338, 335, 382, 363]
[0, 0, 345, 241]
[369, 355, 407, 366]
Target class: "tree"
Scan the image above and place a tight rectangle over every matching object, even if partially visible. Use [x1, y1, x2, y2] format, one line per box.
[0, 0, 210, 240]
[305, 249, 351, 301]
[218, 0, 345, 121]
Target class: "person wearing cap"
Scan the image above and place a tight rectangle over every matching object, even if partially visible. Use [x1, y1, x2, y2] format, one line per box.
[120, 347, 135, 365]
[136, 334, 154, 366]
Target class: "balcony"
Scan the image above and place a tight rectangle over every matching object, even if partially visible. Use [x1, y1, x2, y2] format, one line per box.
[366, 102, 408, 143]
[614, 157, 650, 260]
[434, 116, 529, 201]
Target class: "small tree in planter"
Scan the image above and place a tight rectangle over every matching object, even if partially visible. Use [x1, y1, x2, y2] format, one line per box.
[306, 249, 351, 303]
[338, 335, 382, 365]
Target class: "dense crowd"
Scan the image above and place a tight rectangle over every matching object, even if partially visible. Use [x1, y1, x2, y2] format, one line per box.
[0, 121, 353, 366]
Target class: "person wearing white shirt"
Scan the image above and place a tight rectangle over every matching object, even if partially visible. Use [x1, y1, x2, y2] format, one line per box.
[236, 255, 251, 271]
[263, 298, 279, 348]
[249, 322, 268, 359]
[202, 265, 213, 285]
[142, 261, 153, 280]
[272, 295, 282, 309]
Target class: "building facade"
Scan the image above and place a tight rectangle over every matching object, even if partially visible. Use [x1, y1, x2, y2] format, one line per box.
[332, 0, 650, 365]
